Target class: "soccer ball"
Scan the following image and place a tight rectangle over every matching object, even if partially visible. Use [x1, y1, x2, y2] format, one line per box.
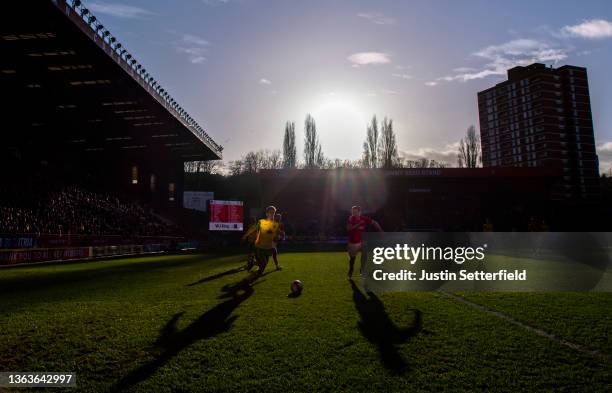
[290, 279, 304, 295]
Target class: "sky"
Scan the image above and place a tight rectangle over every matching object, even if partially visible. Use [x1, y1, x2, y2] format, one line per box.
[84, 0, 612, 173]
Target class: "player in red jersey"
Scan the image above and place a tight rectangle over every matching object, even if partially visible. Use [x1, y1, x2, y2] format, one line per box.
[347, 205, 382, 278]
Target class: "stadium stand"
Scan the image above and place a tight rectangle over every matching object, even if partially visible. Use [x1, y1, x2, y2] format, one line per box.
[0, 0, 222, 264]
[0, 185, 178, 236]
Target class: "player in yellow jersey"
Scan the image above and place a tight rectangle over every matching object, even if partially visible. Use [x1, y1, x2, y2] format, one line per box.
[241, 205, 280, 275]
[271, 213, 285, 271]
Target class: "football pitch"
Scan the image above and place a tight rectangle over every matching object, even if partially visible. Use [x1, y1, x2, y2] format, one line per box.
[0, 252, 610, 392]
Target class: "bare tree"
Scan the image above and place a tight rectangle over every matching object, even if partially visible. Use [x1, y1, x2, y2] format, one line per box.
[325, 158, 360, 169]
[401, 158, 447, 168]
[457, 125, 481, 168]
[184, 161, 197, 173]
[362, 115, 380, 168]
[303, 114, 324, 168]
[228, 160, 244, 176]
[316, 145, 325, 168]
[282, 121, 297, 168]
[361, 141, 371, 168]
[429, 160, 447, 168]
[242, 151, 261, 174]
[184, 160, 222, 174]
[406, 158, 429, 168]
[262, 149, 282, 169]
[229, 149, 283, 175]
[378, 117, 399, 169]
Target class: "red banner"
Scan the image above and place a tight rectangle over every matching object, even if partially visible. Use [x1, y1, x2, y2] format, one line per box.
[209, 200, 244, 231]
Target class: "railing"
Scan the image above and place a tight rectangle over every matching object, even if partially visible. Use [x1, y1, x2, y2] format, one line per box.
[53, 0, 223, 157]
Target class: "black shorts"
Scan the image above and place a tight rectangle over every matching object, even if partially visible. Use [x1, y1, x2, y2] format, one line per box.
[255, 247, 273, 260]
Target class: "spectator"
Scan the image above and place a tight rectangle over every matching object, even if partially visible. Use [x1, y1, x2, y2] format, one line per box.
[0, 185, 179, 236]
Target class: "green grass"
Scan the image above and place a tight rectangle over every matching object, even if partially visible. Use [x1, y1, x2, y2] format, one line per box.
[0, 252, 611, 392]
[459, 292, 612, 354]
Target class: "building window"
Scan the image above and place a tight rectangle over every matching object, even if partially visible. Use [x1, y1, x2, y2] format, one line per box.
[168, 183, 176, 202]
[150, 174, 157, 192]
[131, 166, 138, 185]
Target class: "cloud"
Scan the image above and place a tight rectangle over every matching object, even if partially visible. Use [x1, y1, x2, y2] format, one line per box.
[426, 19, 612, 86]
[381, 89, 399, 95]
[597, 141, 612, 153]
[202, 0, 230, 4]
[88, 2, 153, 19]
[357, 12, 396, 26]
[424, 81, 438, 87]
[452, 67, 478, 73]
[259, 78, 271, 85]
[562, 19, 612, 39]
[399, 143, 460, 166]
[473, 38, 567, 60]
[598, 141, 612, 174]
[399, 140, 612, 173]
[427, 38, 570, 85]
[392, 73, 412, 80]
[347, 52, 391, 66]
[181, 34, 209, 47]
[175, 33, 209, 64]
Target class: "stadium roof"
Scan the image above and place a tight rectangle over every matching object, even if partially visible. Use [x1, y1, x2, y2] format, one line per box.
[1, 0, 222, 162]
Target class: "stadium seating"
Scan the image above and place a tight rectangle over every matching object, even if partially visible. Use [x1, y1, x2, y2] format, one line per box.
[0, 185, 179, 237]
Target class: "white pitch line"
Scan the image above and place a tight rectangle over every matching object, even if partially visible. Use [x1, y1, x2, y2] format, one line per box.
[441, 291, 610, 362]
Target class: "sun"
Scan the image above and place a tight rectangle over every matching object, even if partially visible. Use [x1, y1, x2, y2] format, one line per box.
[310, 92, 369, 159]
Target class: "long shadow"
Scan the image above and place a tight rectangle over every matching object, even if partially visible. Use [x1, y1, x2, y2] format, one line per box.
[0, 255, 245, 313]
[349, 279, 422, 374]
[216, 269, 278, 299]
[0, 254, 223, 296]
[114, 275, 259, 391]
[187, 266, 245, 286]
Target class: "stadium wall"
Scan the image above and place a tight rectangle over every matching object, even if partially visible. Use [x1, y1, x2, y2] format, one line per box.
[0, 234, 184, 266]
[255, 167, 600, 232]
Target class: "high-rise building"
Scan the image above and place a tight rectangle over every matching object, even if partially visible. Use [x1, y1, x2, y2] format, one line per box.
[477, 63, 600, 200]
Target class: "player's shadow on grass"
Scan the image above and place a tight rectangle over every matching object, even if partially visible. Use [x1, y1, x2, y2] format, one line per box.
[114, 276, 257, 391]
[349, 279, 422, 374]
[187, 266, 245, 286]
